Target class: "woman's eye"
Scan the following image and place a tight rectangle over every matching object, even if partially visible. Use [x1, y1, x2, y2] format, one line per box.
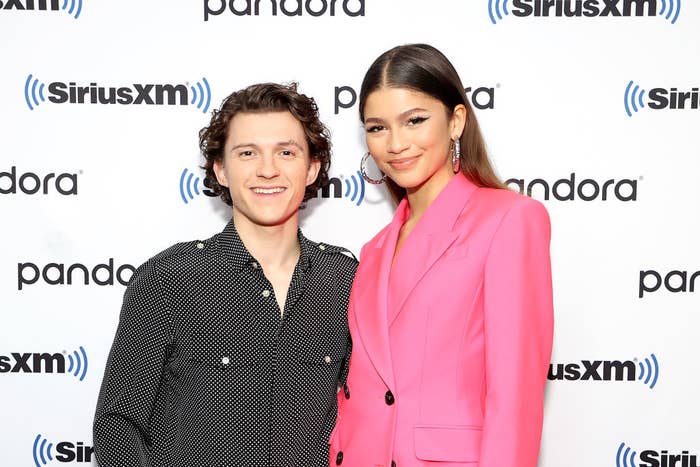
[365, 125, 384, 133]
[408, 116, 428, 126]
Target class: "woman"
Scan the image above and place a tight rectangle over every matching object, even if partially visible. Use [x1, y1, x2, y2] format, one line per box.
[330, 44, 554, 467]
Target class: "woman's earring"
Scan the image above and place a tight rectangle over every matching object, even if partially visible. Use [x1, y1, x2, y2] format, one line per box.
[360, 152, 387, 184]
[452, 138, 461, 174]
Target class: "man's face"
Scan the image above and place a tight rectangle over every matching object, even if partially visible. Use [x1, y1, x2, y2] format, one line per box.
[214, 111, 320, 229]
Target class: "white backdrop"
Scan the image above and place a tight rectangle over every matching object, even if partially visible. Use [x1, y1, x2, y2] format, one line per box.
[1, 1, 699, 466]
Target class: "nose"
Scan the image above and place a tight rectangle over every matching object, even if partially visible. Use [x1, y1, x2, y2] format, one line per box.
[257, 153, 280, 178]
[387, 128, 409, 154]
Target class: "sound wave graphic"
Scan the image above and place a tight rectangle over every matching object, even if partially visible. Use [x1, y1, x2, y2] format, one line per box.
[189, 77, 212, 113]
[488, 0, 509, 24]
[637, 353, 659, 389]
[616, 442, 638, 467]
[24, 74, 46, 111]
[624, 80, 646, 117]
[66, 346, 88, 382]
[61, 0, 83, 19]
[659, 0, 682, 24]
[32, 434, 54, 467]
[179, 168, 202, 204]
[343, 171, 365, 206]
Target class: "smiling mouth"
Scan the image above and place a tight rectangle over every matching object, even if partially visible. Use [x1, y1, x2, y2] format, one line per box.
[251, 187, 286, 194]
[388, 156, 419, 168]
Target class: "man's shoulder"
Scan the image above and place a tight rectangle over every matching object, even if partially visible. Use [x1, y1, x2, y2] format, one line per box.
[129, 231, 221, 285]
[302, 235, 358, 271]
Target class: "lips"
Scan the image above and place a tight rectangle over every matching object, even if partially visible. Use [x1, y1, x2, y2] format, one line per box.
[388, 155, 419, 169]
[251, 187, 286, 194]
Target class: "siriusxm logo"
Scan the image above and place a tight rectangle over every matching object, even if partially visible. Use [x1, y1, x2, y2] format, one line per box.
[309, 172, 366, 206]
[179, 168, 216, 204]
[0, 0, 82, 19]
[0, 347, 88, 381]
[488, 0, 681, 24]
[17, 259, 135, 290]
[334, 84, 496, 115]
[624, 80, 699, 117]
[24, 74, 212, 112]
[548, 353, 659, 389]
[33, 435, 94, 466]
[203, 0, 365, 21]
[617, 442, 698, 467]
[0, 166, 78, 195]
[639, 269, 699, 298]
[505, 173, 638, 201]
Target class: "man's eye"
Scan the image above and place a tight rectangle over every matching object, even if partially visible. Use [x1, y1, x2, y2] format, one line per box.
[408, 116, 428, 126]
[280, 150, 295, 157]
[238, 150, 254, 157]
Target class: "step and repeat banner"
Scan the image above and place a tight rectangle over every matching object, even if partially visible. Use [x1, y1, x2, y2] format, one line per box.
[1, 1, 698, 466]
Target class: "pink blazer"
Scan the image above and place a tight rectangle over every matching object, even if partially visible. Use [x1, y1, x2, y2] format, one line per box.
[330, 174, 554, 467]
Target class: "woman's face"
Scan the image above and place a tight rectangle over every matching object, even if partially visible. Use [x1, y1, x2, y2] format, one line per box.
[363, 87, 465, 193]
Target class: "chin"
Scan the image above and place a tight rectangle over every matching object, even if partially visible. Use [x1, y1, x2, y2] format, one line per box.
[389, 173, 430, 190]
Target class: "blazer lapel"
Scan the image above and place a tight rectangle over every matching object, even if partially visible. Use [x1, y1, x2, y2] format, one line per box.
[351, 211, 404, 390]
[388, 174, 478, 326]
[387, 231, 458, 325]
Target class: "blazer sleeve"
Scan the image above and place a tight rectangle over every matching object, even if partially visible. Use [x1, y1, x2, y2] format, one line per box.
[479, 197, 554, 467]
[93, 261, 172, 467]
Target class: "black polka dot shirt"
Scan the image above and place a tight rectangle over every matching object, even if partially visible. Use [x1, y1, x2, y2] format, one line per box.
[93, 221, 357, 467]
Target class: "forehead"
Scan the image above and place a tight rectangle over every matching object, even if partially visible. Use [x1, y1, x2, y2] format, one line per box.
[364, 87, 445, 116]
[226, 111, 307, 146]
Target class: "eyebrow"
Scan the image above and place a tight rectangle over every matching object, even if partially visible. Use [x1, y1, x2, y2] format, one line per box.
[229, 140, 305, 152]
[364, 107, 430, 125]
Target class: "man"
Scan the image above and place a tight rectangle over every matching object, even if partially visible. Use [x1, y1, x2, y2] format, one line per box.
[93, 82, 356, 467]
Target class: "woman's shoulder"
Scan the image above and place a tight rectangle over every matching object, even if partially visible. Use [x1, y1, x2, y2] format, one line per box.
[472, 186, 548, 219]
[461, 186, 550, 238]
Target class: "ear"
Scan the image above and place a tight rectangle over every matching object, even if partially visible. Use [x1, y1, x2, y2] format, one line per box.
[305, 157, 322, 186]
[450, 104, 467, 140]
[213, 158, 229, 187]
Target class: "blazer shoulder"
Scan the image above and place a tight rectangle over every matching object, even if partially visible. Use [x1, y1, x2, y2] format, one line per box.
[472, 187, 549, 222]
[458, 187, 550, 241]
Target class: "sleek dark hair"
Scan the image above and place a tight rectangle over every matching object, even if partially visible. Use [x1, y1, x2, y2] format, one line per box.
[199, 82, 331, 205]
[359, 44, 505, 203]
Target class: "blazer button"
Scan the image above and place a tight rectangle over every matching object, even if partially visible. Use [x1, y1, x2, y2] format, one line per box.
[391, 461, 396, 467]
[335, 451, 343, 465]
[384, 390, 395, 405]
[343, 384, 350, 399]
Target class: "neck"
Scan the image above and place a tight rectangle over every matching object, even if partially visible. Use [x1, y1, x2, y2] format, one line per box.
[405, 165, 455, 223]
[232, 210, 301, 269]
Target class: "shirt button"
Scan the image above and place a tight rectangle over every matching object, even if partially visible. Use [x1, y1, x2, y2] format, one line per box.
[221, 356, 230, 365]
[324, 355, 332, 364]
[335, 451, 343, 465]
[385, 390, 395, 405]
[319, 244, 326, 251]
[196, 242, 204, 249]
[261, 289, 271, 298]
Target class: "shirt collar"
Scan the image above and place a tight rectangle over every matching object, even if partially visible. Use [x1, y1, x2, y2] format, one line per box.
[217, 220, 313, 273]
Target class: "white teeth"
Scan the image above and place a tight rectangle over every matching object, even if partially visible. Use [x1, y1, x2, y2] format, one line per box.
[252, 187, 285, 194]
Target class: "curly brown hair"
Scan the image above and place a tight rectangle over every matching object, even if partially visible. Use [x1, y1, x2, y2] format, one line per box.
[199, 82, 331, 205]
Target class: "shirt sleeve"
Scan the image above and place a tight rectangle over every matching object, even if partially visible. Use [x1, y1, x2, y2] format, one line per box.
[93, 261, 172, 467]
[479, 197, 554, 467]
